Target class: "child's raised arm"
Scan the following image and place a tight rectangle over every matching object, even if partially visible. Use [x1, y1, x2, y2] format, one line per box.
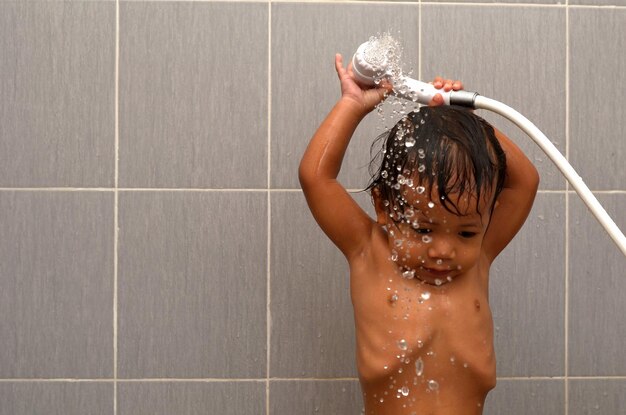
[298, 54, 390, 260]
[483, 128, 540, 262]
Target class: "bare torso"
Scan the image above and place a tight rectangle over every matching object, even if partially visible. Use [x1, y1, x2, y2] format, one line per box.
[350, 226, 496, 415]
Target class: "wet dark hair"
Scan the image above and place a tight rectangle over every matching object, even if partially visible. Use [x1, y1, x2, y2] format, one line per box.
[365, 105, 506, 221]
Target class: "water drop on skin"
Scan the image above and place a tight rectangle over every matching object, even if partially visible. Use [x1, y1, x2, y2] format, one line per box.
[402, 269, 415, 279]
[400, 386, 410, 396]
[427, 380, 439, 391]
[415, 357, 424, 376]
[405, 137, 416, 148]
[416, 186, 425, 194]
[420, 291, 431, 301]
[397, 339, 408, 350]
[427, 201, 435, 208]
[422, 235, 432, 243]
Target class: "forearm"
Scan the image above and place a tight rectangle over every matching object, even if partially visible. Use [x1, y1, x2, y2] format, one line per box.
[299, 98, 368, 185]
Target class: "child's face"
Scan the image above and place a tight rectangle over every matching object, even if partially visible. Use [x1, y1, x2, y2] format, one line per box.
[375, 184, 492, 286]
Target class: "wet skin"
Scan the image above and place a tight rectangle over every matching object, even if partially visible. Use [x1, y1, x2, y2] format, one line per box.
[351, 190, 496, 415]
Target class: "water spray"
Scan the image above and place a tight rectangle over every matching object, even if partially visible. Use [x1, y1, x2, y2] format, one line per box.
[352, 37, 626, 257]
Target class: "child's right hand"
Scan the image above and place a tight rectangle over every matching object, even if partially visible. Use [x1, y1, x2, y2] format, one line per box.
[335, 53, 392, 115]
[429, 76, 464, 106]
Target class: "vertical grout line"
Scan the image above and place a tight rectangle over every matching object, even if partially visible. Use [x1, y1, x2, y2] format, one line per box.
[114, 0, 120, 413]
[564, 2, 570, 414]
[418, 0, 422, 81]
[266, 2, 272, 414]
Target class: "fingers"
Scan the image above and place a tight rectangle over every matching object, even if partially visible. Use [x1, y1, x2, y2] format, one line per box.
[428, 93, 444, 107]
[335, 53, 345, 77]
[432, 76, 463, 92]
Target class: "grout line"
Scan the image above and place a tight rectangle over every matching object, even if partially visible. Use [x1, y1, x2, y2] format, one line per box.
[114, 0, 120, 414]
[418, 0, 422, 82]
[3, 188, 626, 193]
[266, 2, 272, 414]
[564, 3, 570, 414]
[2, 375, 625, 382]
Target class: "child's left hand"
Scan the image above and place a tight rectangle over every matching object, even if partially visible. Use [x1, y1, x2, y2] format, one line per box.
[429, 76, 463, 106]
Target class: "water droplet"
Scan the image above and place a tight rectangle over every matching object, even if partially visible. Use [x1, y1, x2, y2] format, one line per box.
[427, 380, 439, 391]
[394, 239, 404, 247]
[400, 386, 410, 396]
[418, 164, 426, 173]
[422, 235, 432, 243]
[434, 279, 443, 286]
[405, 137, 416, 148]
[391, 250, 398, 261]
[381, 170, 388, 179]
[417, 340, 424, 348]
[389, 293, 398, 304]
[420, 291, 431, 301]
[405, 208, 415, 218]
[415, 357, 424, 376]
[397, 339, 408, 350]
[402, 269, 415, 279]
[427, 201, 435, 208]
[416, 186, 425, 194]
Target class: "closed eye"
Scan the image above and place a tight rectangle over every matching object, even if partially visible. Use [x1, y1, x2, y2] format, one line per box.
[459, 231, 478, 238]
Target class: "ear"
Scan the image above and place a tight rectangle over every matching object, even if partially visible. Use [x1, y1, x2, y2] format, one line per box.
[372, 187, 390, 226]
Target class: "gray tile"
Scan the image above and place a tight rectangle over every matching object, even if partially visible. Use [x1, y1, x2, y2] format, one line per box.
[569, 379, 626, 415]
[270, 191, 374, 377]
[571, 0, 626, 6]
[119, 2, 268, 188]
[0, 192, 114, 378]
[490, 194, 566, 377]
[118, 381, 264, 415]
[271, 3, 420, 189]
[429, 0, 560, 3]
[422, 5, 567, 190]
[569, 9, 626, 190]
[568, 194, 626, 376]
[0, 1, 115, 187]
[270, 380, 362, 415]
[117, 191, 267, 378]
[0, 382, 113, 415]
[484, 379, 564, 415]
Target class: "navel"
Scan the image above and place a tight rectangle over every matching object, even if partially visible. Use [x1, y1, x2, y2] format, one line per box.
[474, 299, 481, 311]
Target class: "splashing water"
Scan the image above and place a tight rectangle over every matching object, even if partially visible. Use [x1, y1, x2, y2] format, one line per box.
[360, 32, 405, 82]
[427, 379, 439, 391]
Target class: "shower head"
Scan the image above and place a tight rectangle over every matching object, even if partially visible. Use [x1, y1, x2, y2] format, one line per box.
[351, 40, 479, 108]
[351, 41, 388, 87]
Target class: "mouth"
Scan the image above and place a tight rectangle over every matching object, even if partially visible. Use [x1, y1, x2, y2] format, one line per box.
[421, 267, 453, 277]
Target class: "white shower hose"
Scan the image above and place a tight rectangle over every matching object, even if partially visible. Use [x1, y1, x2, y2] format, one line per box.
[474, 96, 626, 257]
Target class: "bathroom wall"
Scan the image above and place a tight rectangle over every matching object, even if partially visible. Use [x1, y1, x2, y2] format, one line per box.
[0, 0, 624, 414]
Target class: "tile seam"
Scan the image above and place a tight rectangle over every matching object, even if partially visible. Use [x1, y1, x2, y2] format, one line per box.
[266, 2, 272, 414]
[564, 3, 570, 415]
[114, 1, 120, 414]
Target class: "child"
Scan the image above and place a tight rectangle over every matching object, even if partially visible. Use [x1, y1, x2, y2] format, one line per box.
[298, 54, 539, 414]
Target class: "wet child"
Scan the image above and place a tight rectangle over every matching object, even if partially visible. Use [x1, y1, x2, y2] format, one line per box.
[298, 54, 539, 415]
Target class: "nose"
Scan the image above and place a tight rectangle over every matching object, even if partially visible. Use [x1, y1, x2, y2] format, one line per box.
[427, 236, 456, 260]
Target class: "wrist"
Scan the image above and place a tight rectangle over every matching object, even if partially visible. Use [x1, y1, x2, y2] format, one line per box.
[337, 96, 370, 120]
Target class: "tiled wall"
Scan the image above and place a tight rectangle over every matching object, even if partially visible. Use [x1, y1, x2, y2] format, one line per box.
[0, 0, 624, 414]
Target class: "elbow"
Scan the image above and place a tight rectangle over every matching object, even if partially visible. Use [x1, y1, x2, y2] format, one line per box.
[298, 160, 319, 192]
